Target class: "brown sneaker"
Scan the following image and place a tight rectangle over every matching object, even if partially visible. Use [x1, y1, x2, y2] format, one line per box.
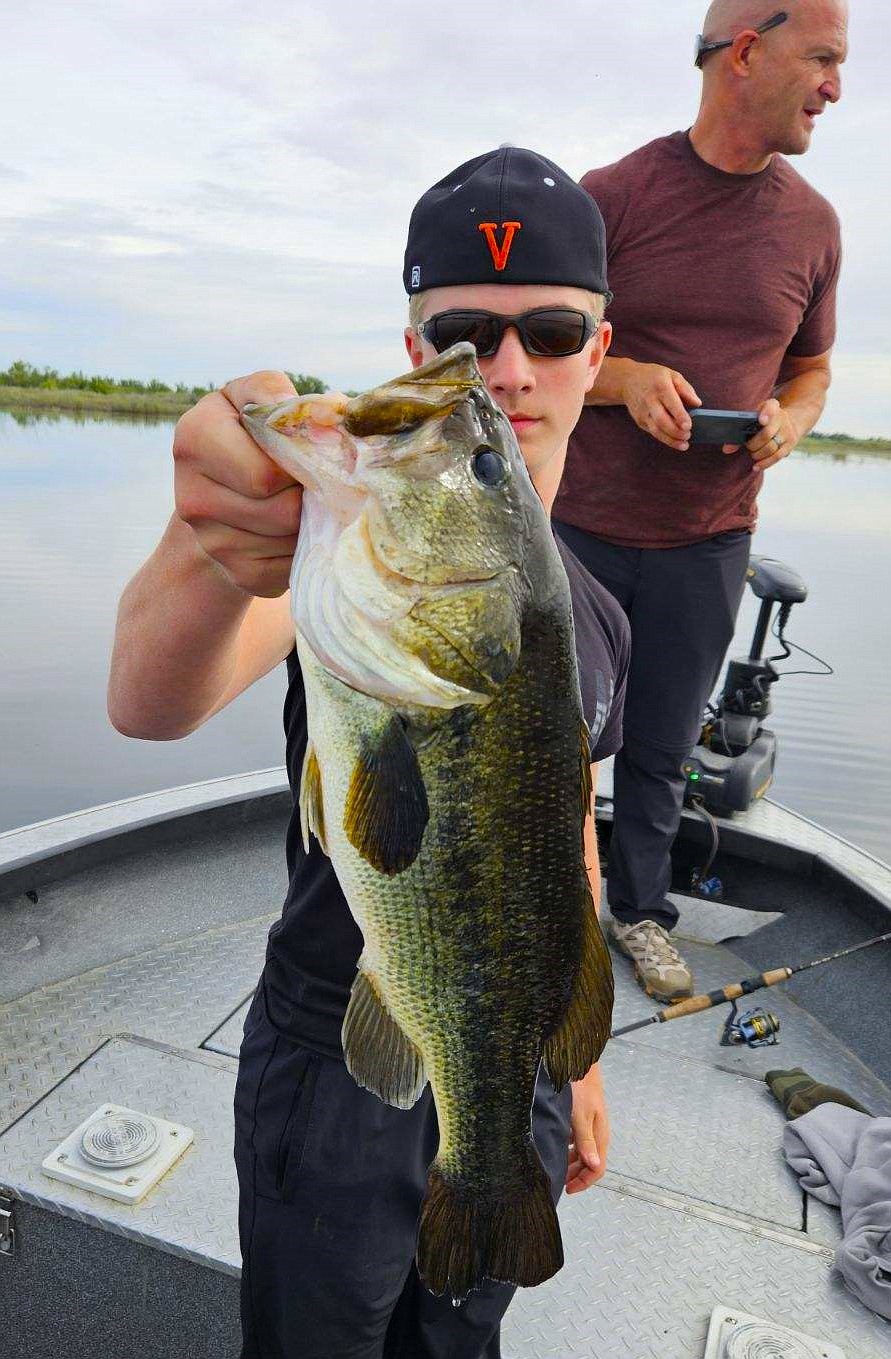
[608, 918, 694, 1002]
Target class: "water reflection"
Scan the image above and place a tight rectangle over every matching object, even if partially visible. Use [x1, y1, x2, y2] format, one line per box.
[1, 409, 889, 864]
[0, 404, 184, 429]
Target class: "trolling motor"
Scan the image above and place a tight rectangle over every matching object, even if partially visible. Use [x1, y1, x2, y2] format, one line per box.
[682, 556, 809, 818]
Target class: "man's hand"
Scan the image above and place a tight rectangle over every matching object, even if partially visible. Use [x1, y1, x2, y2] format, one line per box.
[621, 362, 701, 451]
[723, 396, 798, 471]
[173, 372, 304, 598]
[566, 1062, 610, 1194]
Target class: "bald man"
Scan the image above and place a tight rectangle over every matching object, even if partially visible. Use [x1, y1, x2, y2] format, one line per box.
[554, 2, 847, 1000]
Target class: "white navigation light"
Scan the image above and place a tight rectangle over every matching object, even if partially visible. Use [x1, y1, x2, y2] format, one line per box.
[42, 1103, 193, 1204]
[703, 1307, 847, 1358]
[80, 1110, 161, 1167]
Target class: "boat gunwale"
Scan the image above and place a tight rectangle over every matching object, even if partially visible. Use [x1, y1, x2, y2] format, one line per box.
[3, 772, 887, 932]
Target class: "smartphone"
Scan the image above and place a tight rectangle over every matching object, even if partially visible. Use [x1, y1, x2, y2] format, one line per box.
[688, 408, 761, 446]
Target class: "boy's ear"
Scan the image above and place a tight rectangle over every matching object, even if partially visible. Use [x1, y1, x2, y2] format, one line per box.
[404, 327, 425, 369]
[585, 321, 612, 392]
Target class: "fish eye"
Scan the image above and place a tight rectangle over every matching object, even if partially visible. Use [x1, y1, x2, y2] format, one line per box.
[471, 446, 508, 488]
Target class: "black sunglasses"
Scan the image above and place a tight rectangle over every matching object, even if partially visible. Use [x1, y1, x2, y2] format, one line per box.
[694, 10, 788, 68]
[417, 308, 599, 359]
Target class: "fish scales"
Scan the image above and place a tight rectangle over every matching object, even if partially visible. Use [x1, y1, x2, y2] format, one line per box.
[241, 343, 614, 1300]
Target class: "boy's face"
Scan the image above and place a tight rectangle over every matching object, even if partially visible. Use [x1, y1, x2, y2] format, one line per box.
[404, 283, 611, 485]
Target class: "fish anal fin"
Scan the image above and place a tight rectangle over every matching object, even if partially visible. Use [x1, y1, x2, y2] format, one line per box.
[299, 742, 328, 855]
[344, 714, 429, 875]
[543, 896, 614, 1089]
[342, 968, 427, 1109]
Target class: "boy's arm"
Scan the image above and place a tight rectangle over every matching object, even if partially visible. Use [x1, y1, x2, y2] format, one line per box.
[567, 763, 610, 1194]
[108, 517, 294, 738]
[108, 375, 301, 740]
[583, 762, 602, 916]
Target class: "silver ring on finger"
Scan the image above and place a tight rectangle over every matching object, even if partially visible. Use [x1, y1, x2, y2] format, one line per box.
[771, 432, 784, 451]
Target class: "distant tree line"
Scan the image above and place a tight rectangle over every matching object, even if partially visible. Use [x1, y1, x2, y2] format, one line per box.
[0, 360, 214, 398]
[805, 430, 891, 449]
[0, 361, 335, 399]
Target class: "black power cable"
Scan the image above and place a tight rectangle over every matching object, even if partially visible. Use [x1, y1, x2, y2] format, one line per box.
[767, 603, 835, 678]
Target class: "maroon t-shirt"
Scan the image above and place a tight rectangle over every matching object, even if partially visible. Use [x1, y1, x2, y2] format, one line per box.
[554, 131, 841, 548]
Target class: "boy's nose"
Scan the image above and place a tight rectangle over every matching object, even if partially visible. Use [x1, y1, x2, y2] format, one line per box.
[482, 327, 535, 393]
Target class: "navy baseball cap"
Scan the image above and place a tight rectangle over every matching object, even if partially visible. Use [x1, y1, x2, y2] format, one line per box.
[403, 145, 610, 299]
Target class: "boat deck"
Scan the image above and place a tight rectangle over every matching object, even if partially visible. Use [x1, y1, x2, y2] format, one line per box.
[1, 773, 890, 1357]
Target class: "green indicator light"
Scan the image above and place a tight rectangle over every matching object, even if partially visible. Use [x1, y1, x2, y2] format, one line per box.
[689, 771, 701, 781]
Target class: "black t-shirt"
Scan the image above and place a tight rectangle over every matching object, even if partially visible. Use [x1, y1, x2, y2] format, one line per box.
[261, 536, 630, 1057]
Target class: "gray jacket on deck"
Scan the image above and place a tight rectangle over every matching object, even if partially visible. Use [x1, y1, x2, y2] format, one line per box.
[784, 1104, 891, 1322]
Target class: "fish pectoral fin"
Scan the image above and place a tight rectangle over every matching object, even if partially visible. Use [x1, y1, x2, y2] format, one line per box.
[299, 742, 328, 855]
[344, 714, 429, 875]
[543, 895, 614, 1089]
[342, 968, 427, 1109]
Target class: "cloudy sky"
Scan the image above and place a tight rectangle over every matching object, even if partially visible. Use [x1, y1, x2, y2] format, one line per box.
[2, 0, 888, 435]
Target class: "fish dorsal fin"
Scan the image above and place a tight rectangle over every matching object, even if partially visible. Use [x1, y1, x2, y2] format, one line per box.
[543, 896, 614, 1089]
[299, 741, 328, 856]
[344, 713, 430, 875]
[344, 343, 480, 436]
[342, 966, 427, 1109]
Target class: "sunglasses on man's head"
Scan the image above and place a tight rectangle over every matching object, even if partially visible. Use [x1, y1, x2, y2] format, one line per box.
[694, 10, 788, 68]
[417, 308, 600, 359]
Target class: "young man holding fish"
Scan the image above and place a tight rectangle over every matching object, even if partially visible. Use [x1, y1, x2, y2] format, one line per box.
[109, 147, 629, 1357]
[554, 0, 846, 1003]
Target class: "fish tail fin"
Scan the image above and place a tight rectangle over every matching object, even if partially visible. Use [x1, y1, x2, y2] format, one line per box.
[417, 1152, 562, 1300]
[544, 896, 614, 1089]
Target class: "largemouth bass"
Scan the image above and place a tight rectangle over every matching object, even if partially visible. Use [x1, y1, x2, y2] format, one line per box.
[241, 343, 613, 1299]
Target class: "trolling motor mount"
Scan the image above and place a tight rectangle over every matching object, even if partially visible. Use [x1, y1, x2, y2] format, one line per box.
[682, 556, 808, 817]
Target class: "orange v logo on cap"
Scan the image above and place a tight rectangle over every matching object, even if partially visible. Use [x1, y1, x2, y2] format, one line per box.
[478, 221, 522, 272]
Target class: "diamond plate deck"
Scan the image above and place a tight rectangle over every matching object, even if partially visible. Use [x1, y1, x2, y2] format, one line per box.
[669, 893, 784, 944]
[1, 926, 889, 1354]
[806, 1190, 846, 1249]
[203, 998, 253, 1059]
[2, 772, 891, 1356]
[0, 1036, 241, 1274]
[502, 1179, 891, 1359]
[610, 935, 891, 1113]
[601, 1037, 803, 1228]
[0, 915, 273, 1131]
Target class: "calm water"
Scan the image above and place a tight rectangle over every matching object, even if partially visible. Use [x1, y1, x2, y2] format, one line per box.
[1, 410, 889, 863]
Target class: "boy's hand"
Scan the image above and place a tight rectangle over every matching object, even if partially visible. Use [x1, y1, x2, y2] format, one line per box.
[173, 372, 303, 597]
[621, 361, 701, 451]
[566, 1063, 610, 1193]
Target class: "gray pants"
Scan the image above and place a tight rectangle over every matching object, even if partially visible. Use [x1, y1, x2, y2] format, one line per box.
[554, 522, 751, 930]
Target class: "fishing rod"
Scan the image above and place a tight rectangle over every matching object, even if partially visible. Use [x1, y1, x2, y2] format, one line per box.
[611, 930, 891, 1039]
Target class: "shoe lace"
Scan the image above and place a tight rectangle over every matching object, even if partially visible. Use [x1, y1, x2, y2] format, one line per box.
[626, 921, 683, 971]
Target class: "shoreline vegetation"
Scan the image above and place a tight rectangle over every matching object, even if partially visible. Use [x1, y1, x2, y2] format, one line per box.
[0, 360, 331, 420]
[0, 361, 888, 454]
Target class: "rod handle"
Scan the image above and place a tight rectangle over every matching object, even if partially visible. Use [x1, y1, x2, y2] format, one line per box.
[660, 993, 721, 1019]
[660, 968, 791, 1021]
